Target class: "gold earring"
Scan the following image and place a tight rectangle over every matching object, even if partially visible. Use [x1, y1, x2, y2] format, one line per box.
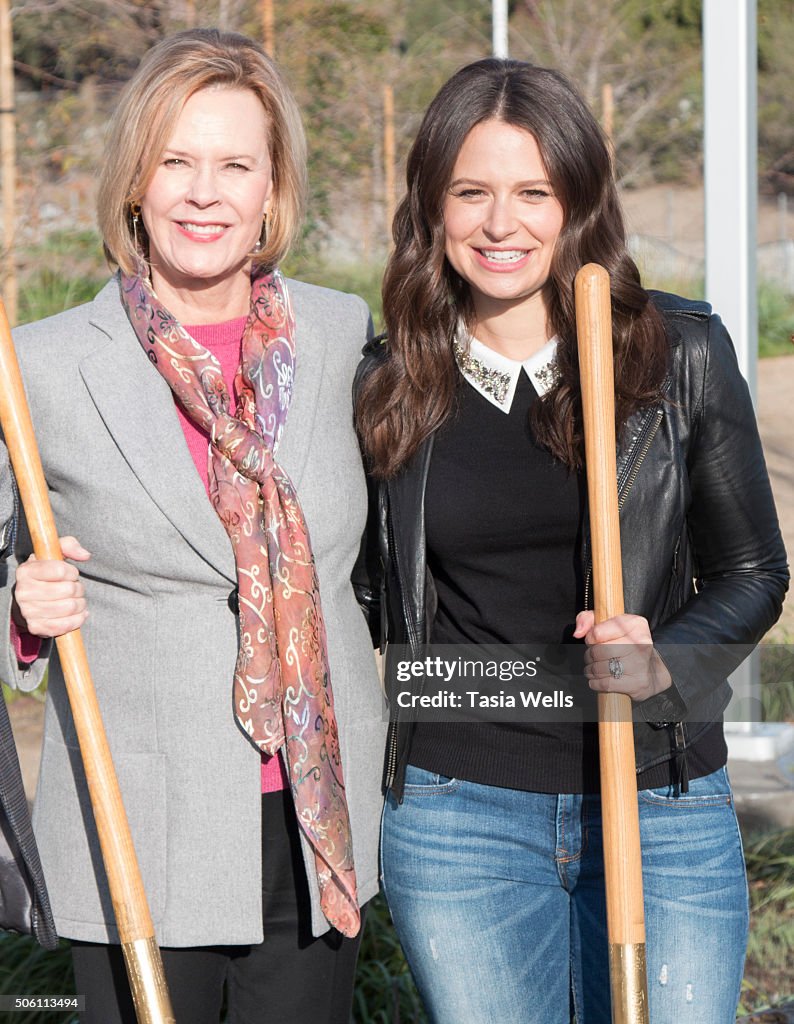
[130, 202, 141, 251]
[260, 210, 269, 249]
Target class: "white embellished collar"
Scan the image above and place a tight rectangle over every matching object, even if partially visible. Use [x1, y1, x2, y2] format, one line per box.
[453, 333, 560, 413]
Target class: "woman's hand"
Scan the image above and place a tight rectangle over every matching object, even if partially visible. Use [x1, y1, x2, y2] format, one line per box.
[573, 611, 672, 703]
[12, 536, 91, 638]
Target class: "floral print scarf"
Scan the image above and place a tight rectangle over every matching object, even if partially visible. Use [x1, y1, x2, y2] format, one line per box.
[119, 265, 359, 937]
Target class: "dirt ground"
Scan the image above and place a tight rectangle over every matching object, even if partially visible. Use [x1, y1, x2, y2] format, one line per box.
[621, 183, 794, 254]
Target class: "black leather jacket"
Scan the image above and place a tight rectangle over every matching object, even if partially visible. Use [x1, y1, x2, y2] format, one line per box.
[354, 293, 789, 800]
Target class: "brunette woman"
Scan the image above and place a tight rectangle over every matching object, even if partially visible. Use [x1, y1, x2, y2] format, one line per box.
[355, 59, 788, 1023]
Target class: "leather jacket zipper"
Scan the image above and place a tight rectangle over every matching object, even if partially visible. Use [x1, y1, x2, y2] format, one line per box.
[675, 722, 690, 793]
[617, 408, 664, 515]
[583, 533, 591, 613]
[384, 719, 399, 791]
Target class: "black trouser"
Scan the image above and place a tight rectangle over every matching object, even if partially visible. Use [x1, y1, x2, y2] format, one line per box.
[71, 789, 365, 1024]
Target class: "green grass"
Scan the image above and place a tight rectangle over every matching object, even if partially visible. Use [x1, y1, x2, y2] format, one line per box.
[15, 230, 106, 327]
[354, 895, 427, 1023]
[283, 256, 386, 332]
[16, 270, 106, 327]
[760, 637, 794, 723]
[0, 934, 76, 1024]
[759, 282, 794, 358]
[740, 828, 794, 1015]
[23, 230, 103, 264]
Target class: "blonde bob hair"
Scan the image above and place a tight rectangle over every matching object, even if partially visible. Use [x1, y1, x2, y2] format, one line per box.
[97, 28, 307, 276]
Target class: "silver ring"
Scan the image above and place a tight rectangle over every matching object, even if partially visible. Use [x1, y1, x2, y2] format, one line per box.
[608, 657, 624, 680]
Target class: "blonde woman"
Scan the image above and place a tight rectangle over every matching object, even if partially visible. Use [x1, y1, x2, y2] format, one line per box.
[1, 29, 385, 1024]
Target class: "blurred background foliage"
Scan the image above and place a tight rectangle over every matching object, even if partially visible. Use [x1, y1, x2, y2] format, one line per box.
[10, 0, 794, 185]
[5, 0, 794, 345]
[7, 0, 794, 290]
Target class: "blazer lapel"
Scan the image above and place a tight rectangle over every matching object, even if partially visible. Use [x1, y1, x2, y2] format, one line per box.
[79, 281, 236, 583]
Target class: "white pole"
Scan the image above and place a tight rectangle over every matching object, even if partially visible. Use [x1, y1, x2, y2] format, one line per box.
[492, 0, 508, 59]
[703, 0, 757, 401]
[703, 0, 757, 747]
[705, 0, 794, 761]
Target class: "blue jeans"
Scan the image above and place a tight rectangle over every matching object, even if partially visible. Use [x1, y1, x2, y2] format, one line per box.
[381, 765, 748, 1024]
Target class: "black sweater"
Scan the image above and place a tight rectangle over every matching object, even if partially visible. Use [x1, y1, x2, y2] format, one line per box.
[410, 370, 724, 793]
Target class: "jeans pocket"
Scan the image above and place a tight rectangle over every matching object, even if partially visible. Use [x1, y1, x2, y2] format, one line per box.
[402, 764, 461, 795]
[638, 765, 733, 808]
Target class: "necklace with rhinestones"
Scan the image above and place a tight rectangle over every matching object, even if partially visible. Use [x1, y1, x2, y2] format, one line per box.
[453, 340, 512, 405]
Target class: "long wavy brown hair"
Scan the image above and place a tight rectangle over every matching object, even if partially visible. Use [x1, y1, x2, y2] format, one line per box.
[356, 59, 669, 478]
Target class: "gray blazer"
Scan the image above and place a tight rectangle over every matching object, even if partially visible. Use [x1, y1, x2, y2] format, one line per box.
[0, 277, 386, 946]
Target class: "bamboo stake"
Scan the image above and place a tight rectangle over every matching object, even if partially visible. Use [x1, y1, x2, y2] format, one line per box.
[361, 160, 371, 263]
[575, 264, 649, 1024]
[0, 0, 17, 326]
[602, 81, 614, 157]
[261, 0, 274, 57]
[383, 84, 395, 238]
[0, 299, 175, 1024]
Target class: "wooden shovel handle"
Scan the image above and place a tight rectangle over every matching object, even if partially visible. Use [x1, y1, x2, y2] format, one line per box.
[0, 300, 174, 1023]
[576, 265, 648, 1023]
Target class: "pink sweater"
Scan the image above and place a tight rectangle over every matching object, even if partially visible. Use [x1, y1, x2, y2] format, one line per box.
[183, 319, 287, 794]
[12, 315, 287, 794]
